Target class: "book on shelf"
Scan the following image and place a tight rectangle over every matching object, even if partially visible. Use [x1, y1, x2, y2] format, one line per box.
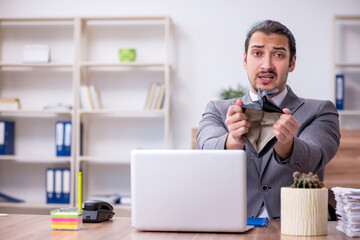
[0, 98, 21, 111]
[96, 91, 103, 109]
[0, 121, 15, 155]
[144, 82, 165, 110]
[89, 85, 99, 109]
[79, 85, 103, 110]
[336, 74, 344, 110]
[144, 82, 157, 110]
[79, 86, 92, 110]
[87, 86, 95, 110]
[155, 83, 165, 110]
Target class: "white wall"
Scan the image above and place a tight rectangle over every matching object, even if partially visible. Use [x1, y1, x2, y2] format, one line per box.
[1, 0, 360, 149]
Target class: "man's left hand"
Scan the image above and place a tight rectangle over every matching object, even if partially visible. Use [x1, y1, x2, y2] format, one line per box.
[273, 108, 299, 159]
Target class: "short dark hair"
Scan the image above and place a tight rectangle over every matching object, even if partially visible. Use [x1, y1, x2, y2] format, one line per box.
[244, 20, 296, 65]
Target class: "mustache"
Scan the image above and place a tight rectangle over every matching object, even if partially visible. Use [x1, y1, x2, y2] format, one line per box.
[256, 70, 278, 78]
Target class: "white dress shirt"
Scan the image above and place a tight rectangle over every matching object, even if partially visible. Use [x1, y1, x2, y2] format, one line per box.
[248, 87, 288, 219]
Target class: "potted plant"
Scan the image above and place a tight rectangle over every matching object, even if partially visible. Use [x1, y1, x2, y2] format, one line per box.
[219, 84, 247, 100]
[281, 172, 328, 236]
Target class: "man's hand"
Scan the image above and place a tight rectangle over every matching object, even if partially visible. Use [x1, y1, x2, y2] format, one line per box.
[225, 99, 250, 149]
[273, 108, 299, 159]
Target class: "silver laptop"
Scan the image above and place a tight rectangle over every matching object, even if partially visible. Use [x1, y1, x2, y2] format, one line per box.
[131, 149, 249, 232]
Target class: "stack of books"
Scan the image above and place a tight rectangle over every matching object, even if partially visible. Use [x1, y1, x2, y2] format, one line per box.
[0, 98, 21, 110]
[144, 82, 165, 110]
[79, 85, 103, 110]
[332, 187, 360, 237]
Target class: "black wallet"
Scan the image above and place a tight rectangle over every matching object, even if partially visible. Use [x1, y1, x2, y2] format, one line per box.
[241, 89, 283, 157]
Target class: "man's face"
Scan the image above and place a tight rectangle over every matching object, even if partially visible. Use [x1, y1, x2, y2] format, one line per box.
[243, 31, 296, 96]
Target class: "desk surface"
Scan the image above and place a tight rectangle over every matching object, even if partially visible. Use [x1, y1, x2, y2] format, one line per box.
[0, 214, 352, 240]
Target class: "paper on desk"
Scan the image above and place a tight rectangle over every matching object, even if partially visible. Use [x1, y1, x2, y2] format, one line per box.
[332, 187, 360, 237]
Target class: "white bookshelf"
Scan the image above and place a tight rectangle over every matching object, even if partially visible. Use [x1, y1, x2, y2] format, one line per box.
[0, 17, 76, 213]
[76, 17, 172, 207]
[0, 16, 172, 215]
[333, 16, 360, 129]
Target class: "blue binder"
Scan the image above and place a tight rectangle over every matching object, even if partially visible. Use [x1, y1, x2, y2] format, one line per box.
[46, 168, 55, 203]
[55, 121, 64, 156]
[54, 168, 63, 203]
[0, 121, 15, 155]
[0, 192, 24, 203]
[336, 74, 344, 110]
[61, 168, 71, 204]
[63, 122, 71, 157]
[80, 123, 83, 156]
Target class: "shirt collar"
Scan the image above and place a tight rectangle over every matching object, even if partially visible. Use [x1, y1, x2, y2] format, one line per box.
[249, 87, 288, 107]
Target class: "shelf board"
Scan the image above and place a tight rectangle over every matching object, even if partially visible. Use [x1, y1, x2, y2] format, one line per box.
[338, 110, 360, 116]
[334, 63, 360, 68]
[0, 63, 73, 68]
[0, 202, 70, 209]
[0, 109, 73, 117]
[78, 109, 165, 118]
[334, 15, 360, 21]
[79, 156, 130, 164]
[0, 155, 71, 163]
[80, 62, 168, 68]
[0, 18, 74, 22]
[82, 16, 170, 22]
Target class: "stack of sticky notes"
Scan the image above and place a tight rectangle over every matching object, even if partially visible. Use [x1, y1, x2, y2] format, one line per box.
[51, 208, 83, 231]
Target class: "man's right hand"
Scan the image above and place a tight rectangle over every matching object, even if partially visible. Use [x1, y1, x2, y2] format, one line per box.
[225, 99, 250, 149]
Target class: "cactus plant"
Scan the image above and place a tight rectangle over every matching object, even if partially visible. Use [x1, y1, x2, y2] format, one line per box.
[282, 171, 328, 236]
[291, 171, 324, 189]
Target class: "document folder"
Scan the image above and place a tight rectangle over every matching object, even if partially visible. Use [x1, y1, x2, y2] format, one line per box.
[0, 121, 15, 155]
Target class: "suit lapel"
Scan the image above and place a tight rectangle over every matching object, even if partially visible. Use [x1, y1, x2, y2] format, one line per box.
[279, 86, 304, 114]
[260, 86, 304, 178]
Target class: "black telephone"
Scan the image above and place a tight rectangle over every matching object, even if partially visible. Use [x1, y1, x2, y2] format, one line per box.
[82, 200, 115, 223]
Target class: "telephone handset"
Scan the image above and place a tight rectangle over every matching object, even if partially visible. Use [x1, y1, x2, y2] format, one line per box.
[83, 200, 115, 223]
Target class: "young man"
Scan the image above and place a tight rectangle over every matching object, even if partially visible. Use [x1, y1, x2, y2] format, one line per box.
[197, 20, 340, 220]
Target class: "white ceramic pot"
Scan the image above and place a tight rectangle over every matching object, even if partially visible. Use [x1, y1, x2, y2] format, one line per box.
[281, 187, 328, 236]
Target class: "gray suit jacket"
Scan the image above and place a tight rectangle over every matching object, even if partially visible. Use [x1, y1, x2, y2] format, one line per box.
[197, 86, 340, 219]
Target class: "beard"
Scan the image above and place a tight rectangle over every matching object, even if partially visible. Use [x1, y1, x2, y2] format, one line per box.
[250, 70, 278, 92]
